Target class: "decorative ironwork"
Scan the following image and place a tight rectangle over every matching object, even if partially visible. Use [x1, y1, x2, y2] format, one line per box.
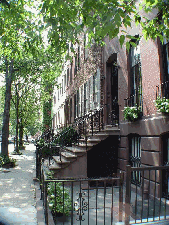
[74, 191, 88, 221]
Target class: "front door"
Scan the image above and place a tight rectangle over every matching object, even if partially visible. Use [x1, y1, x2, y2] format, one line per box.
[111, 64, 119, 126]
[106, 59, 119, 126]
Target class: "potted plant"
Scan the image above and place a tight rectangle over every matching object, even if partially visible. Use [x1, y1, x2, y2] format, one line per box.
[155, 97, 169, 114]
[123, 105, 142, 122]
[48, 182, 72, 217]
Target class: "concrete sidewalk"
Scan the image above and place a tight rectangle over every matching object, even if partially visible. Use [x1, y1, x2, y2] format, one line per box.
[0, 144, 45, 225]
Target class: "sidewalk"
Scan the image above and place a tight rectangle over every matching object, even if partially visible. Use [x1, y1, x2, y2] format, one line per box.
[0, 144, 45, 225]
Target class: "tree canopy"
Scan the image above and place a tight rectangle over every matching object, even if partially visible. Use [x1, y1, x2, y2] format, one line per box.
[40, 0, 169, 52]
[0, 0, 168, 155]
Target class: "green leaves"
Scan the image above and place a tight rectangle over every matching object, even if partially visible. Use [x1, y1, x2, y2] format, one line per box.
[119, 35, 125, 48]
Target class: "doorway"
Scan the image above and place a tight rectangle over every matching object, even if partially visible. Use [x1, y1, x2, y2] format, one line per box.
[87, 136, 118, 179]
[106, 54, 119, 125]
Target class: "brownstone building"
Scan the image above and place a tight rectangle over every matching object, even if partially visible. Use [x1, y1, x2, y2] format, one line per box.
[51, 10, 169, 196]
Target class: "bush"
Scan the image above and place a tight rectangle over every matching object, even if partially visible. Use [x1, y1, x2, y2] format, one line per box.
[47, 182, 72, 216]
[0, 154, 16, 167]
[53, 126, 78, 147]
[155, 97, 169, 113]
[123, 106, 142, 122]
[46, 171, 72, 216]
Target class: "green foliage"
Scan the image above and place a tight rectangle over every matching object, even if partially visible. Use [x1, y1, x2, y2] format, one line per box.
[46, 171, 72, 216]
[123, 106, 142, 122]
[43, 100, 52, 131]
[40, 0, 169, 54]
[47, 182, 72, 216]
[0, 154, 17, 167]
[155, 97, 169, 113]
[53, 126, 78, 147]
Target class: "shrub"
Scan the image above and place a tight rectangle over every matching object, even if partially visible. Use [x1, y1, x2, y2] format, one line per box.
[46, 172, 72, 216]
[47, 182, 72, 216]
[53, 126, 78, 147]
[0, 154, 16, 167]
[123, 106, 142, 122]
[155, 97, 169, 113]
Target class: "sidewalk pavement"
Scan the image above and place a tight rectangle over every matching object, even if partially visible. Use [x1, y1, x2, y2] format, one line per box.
[0, 144, 45, 225]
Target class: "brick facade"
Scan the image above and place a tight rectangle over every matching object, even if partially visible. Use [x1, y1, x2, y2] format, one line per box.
[52, 9, 169, 192]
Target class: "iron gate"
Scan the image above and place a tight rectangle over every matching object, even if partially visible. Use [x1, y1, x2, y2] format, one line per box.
[41, 170, 124, 225]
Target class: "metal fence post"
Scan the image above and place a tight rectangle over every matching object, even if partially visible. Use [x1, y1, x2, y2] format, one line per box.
[36, 146, 39, 179]
[125, 165, 131, 225]
[44, 181, 48, 225]
[119, 171, 124, 222]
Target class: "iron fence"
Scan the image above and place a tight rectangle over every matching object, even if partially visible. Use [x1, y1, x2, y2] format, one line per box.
[40, 165, 124, 225]
[124, 92, 143, 111]
[125, 164, 169, 225]
[37, 153, 169, 225]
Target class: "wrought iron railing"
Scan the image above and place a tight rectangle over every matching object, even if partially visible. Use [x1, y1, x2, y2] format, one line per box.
[38, 162, 169, 225]
[36, 103, 119, 176]
[124, 91, 143, 110]
[125, 164, 169, 225]
[40, 164, 124, 225]
[156, 81, 169, 100]
[73, 104, 119, 150]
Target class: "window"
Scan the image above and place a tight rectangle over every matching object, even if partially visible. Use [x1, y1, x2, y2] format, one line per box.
[67, 68, 69, 86]
[74, 55, 78, 76]
[84, 83, 87, 114]
[62, 79, 63, 95]
[129, 39, 142, 109]
[79, 86, 82, 117]
[163, 37, 169, 98]
[54, 95, 56, 105]
[70, 98, 72, 123]
[70, 63, 72, 83]
[93, 68, 101, 109]
[74, 94, 76, 119]
[89, 76, 93, 111]
[64, 74, 66, 91]
[78, 45, 80, 69]
[58, 89, 59, 101]
[129, 135, 141, 185]
[76, 90, 79, 117]
[81, 85, 84, 116]
[84, 33, 89, 60]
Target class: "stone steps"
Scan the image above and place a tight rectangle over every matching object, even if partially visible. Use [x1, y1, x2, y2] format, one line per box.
[46, 125, 120, 177]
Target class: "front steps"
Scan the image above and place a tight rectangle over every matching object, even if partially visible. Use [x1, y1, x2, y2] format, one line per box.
[43, 125, 120, 178]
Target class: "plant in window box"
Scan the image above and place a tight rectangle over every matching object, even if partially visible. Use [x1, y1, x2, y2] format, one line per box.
[123, 106, 142, 122]
[155, 97, 169, 114]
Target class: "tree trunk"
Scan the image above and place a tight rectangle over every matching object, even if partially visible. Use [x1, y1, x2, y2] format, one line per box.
[15, 84, 19, 153]
[19, 118, 24, 148]
[1, 59, 13, 156]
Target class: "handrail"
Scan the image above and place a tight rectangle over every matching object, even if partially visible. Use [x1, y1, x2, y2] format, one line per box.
[124, 91, 143, 110]
[73, 103, 119, 150]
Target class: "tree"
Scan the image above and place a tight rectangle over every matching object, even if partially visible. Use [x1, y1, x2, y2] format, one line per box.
[40, 0, 169, 52]
[0, 0, 45, 155]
